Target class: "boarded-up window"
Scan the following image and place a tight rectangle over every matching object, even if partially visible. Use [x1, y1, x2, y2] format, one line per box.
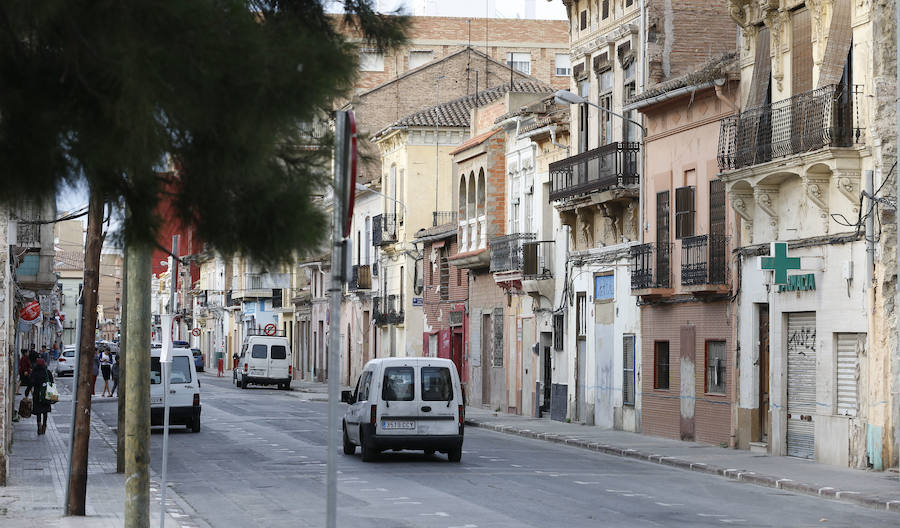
[580, 10, 587, 30]
[553, 314, 564, 351]
[836, 333, 862, 416]
[492, 308, 504, 367]
[654, 341, 670, 390]
[623, 335, 636, 405]
[675, 186, 695, 239]
[706, 341, 726, 394]
[439, 247, 449, 300]
[602, 0, 609, 19]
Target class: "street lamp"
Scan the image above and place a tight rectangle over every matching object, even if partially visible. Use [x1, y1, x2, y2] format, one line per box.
[355, 182, 409, 218]
[553, 89, 646, 138]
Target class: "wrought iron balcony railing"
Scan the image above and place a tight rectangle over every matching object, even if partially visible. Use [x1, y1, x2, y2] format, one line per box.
[432, 211, 458, 227]
[718, 84, 862, 171]
[348, 264, 372, 291]
[373, 213, 401, 246]
[490, 233, 536, 273]
[373, 294, 404, 326]
[548, 142, 640, 202]
[630, 243, 672, 290]
[681, 234, 729, 286]
[523, 240, 554, 280]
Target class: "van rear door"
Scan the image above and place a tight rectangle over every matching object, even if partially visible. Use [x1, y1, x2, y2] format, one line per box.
[268, 341, 290, 380]
[377, 360, 419, 436]
[417, 359, 458, 435]
[248, 343, 269, 379]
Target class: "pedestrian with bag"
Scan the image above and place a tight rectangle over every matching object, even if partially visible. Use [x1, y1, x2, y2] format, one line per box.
[100, 347, 112, 397]
[30, 358, 54, 435]
[16, 349, 31, 395]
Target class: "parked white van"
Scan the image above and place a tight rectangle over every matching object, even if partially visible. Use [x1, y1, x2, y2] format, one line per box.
[150, 346, 201, 432]
[341, 357, 464, 462]
[235, 335, 292, 390]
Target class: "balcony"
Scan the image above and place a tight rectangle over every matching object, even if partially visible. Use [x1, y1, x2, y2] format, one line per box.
[432, 211, 458, 227]
[373, 213, 401, 246]
[630, 243, 672, 295]
[718, 84, 862, 172]
[348, 264, 372, 291]
[681, 234, 729, 293]
[490, 233, 535, 275]
[373, 295, 404, 326]
[523, 240, 554, 280]
[548, 142, 640, 202]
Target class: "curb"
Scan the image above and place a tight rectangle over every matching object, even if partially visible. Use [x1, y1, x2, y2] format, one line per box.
[465, 418, 900, 515]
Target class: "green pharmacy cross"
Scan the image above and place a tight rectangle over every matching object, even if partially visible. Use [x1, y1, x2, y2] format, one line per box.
[760, 242, 801, 285]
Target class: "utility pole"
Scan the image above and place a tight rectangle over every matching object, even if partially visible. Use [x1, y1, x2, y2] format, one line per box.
[67, 188, 103, 515]
[159, 236, 178, 528]
[125, 243, 152, 527]
[63, 285, 83, 514]
[117, 245, 128, 473]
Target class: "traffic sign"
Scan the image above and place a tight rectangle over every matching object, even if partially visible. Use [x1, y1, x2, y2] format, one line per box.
[264, 323, 277, 336]
[191, 327, 201, 337]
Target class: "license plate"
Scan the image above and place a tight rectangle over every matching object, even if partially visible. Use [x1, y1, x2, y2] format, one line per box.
[150, 397, 163, 405]
[251, 370, 265, 375]
[382, 420, 415, 430]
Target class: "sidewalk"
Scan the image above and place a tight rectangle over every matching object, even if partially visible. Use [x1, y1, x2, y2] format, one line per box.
[2, 392, 206, 527]
[464, 406, 900, 514]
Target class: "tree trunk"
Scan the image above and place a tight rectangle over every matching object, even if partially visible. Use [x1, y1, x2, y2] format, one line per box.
[125, 242, 152, 527]
[66, 188, 103, 515]
[117, 244, 127, 473]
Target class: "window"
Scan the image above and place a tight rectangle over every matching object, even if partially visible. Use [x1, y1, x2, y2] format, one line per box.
[602, 0, 609, 19]
[599, 69, 614, 92]
[626, 0, 634, 6]
[421, 367, 454, 401]
[576, 292, 587, 337]
[623, 82, 638, 142]
[359, 49, 384, 72]
[271, 345, 287, 360]
[674, 186, 695, 239]
[408, 50, 434, 69]
[836, 333, 863, 416]
[577, 80, 590, 153]
[439, 247, 449, 300]
[492, 307, 504, 367]
[594, 274, 614, 301]
[580, 10, 587, 30]
[382, 366, 414, 401]
[355, 370, 372, 402]
[654, 341, 670, 390]
[705, 341, 726, 394]
[456, 268, 462, 287]
[553, 314, 564, 351]
[623, 335, 635, 405]
[251, 344, 267, 359]
[599, 93, 613, 146]
[506, 52, 531, 75]
[150, 356, 192, 384]
[555, 54, 571, 76]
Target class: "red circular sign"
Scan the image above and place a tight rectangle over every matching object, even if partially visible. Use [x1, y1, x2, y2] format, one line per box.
[264, 323, 277, 336]
[19, 300, 40, 322]
[191, 327, 201, 337]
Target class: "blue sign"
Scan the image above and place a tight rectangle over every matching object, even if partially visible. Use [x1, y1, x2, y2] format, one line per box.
[594, 274, 614, 301]
[412, 297, 423, 307]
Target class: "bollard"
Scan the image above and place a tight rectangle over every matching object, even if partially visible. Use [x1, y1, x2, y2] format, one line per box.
[217, 358, 223, 377]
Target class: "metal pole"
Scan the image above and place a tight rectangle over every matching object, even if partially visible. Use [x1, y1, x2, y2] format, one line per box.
[895, 0, 900, 475]
[63, 285, 84, 515]
[117, 245, 128, 473]
[125, 244, 152, 527]
[159, 236, 178, 528]
[327, 111, 349, 528]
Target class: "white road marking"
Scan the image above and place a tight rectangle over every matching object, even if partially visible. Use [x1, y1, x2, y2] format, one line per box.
[394, 501, 422, 505]
[720, 520, 747, 524]
[447, 524, 478, 528]
[698, 513, 727, 518]
[419, 512, 450, 517]
[360, 488, 388, 492]
[606, 489, 632, 494]
[655, 503, 684, 507]
[510, 464, 522, 468]
[385, 497, 410, 500]
[573, 481, 601, 485]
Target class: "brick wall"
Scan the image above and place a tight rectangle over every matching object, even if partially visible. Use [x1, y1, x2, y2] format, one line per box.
[641, 300, 733, 446]
[645, 0, 736, 82]
[423, 235, 469, 330]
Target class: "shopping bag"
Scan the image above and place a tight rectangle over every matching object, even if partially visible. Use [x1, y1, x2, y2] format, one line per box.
[18, 398, 32, 419]
[45, 382, 59, 404]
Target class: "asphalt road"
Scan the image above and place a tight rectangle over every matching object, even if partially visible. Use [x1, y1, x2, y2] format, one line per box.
[55, 371, 900, 528]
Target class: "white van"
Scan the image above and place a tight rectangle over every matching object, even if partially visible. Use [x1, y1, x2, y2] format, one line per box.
[235, 335, 292, 390]
[341, 357, 464, 462]
[150, 346, 201, 432]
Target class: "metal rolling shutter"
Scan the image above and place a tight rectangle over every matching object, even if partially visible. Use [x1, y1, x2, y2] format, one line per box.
[786, 312, 817, 459]
[835, 333, 862, 416]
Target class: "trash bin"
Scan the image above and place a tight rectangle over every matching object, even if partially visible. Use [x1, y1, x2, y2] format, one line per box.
[216, 352, 224, 377]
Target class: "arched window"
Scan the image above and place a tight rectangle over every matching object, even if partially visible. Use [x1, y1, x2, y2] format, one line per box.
[477, 168, 486, 217]
[458, 176, 466, 221]
[467, 172, 476, 219]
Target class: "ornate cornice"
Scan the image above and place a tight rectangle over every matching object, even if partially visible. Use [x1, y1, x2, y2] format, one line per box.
[803, 175, 830, 233]
[834, 170, 861, 213]
[754, 184, 779, 228]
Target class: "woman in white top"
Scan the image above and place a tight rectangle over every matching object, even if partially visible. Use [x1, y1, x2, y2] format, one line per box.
[99, 349, 112, 397]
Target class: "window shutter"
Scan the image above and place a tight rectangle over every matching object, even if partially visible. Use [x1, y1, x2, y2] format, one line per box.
[817, 0, 852, 88]
[747, 27, 771, 109]
[791, 9, 813, 95]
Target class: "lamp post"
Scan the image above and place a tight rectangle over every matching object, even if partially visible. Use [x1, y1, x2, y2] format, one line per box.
[553, 89, 646, 138]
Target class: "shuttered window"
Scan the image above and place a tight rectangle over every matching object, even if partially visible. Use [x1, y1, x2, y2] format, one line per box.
[706, 341, 726, 394]
[817, 0, 852, 88]
[623, 335, 635, 405]
[576, 292, 587, 337]
[439, 247, 449, 300]
[836, 333, 862, 416]
[553, 314, 564, 351]
[675, 186, 695, 239]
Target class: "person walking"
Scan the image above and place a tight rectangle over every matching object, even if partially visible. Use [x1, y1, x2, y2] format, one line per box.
[110, 353, 120, 397]
[51, 342, 60, 361]
[99, 348, 112, 397]
[92, 349, 100, 396]
[16, 349, 31, 395]
[40, 345, 50, 365]
[31, 358, 53, 435]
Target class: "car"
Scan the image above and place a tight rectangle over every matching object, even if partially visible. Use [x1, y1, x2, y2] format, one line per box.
[234, 335, 292, 390]
[341, 357, 464, 462]
[191, 348, 204, 372]
[150, 346, 202, 433]
[55, 346, 76, 376]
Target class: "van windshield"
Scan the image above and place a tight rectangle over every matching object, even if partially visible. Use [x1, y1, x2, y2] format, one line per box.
[251, 344, 267, 359]
[421, 367, 453, 401]
[382, 367, 414, 401]
[271, 345, 287, 360]
[150, 356, 192, 384]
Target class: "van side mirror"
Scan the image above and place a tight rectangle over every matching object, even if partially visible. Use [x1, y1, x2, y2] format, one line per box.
[340, 390, 354, 404]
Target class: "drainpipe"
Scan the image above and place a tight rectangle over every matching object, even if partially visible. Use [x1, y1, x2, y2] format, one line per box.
[865, 169, 876, 469]
[896, 0, 900, 473]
